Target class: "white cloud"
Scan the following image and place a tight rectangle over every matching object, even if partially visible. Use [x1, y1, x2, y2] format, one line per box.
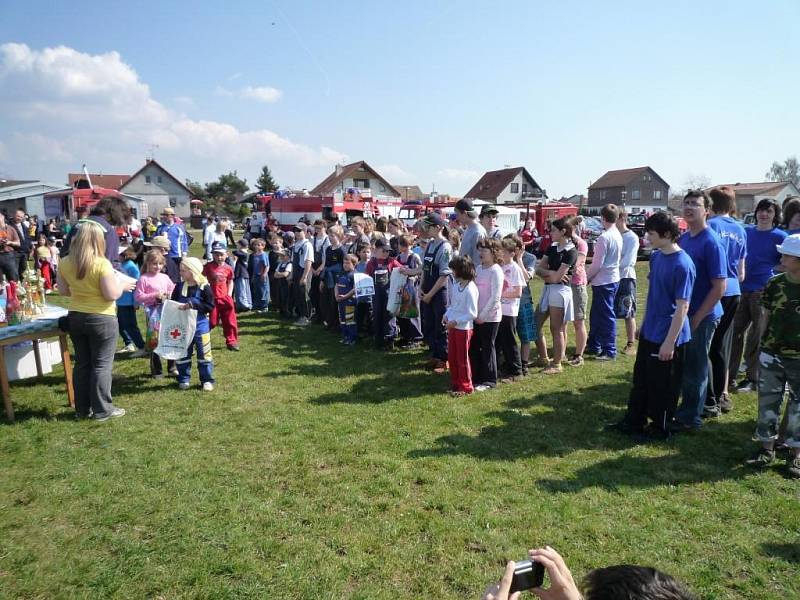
[376, 164, 415, 183]
[216, 85, 282, 103]
[173, 96, 196, 108]
[0, 43, 345, 180]
[437, 168, 480, 181]
[240, 86, 282, 103]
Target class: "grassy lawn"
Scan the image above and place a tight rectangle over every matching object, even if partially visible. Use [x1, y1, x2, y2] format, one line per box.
[0, 238, 797, 599]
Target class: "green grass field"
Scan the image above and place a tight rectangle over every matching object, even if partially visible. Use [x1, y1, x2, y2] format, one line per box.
[0, 240, 797, 599]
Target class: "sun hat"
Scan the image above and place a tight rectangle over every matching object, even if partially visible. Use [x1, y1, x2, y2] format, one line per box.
[776, 233, 800, 257]
[180, 256, 208, 295]
[143, 235, 171, 249]
[160, 207, 175, 216]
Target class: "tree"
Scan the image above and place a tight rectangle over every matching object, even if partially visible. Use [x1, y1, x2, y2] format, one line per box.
[204, 171, 249, 203]
[682, 174, 711, 194]
[765, 156, 799, 187]
[256, 165, 278, 193]
[185, 179, 207, 201]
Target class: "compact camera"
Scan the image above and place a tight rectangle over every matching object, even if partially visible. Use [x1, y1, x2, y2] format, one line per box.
[509, 559, 545, 592]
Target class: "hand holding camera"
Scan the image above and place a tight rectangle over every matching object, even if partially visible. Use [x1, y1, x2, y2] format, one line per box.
[483, 546, 580, 600]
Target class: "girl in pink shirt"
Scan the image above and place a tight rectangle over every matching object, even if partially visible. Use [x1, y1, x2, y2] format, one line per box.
[134, 249, 176, 378]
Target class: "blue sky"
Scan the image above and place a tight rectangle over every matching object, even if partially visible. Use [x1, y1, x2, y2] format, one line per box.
[1, 0, 798, 198]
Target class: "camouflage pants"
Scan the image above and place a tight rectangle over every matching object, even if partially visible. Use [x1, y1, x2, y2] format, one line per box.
[755, 351, 800, 448]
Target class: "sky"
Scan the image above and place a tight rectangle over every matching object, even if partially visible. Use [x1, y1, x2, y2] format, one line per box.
[1, 0, 798, 198]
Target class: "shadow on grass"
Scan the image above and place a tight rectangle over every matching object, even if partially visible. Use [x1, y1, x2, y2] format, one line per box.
[761, 542, 800, 564]
[0, 406, 77, 424]
[408, 378, 758, 489]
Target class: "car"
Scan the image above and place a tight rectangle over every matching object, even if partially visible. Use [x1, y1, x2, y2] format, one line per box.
[580, 216, 603, 256]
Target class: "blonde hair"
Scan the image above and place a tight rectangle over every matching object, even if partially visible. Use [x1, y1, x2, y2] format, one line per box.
[143, 249, 165, 272]
[71, 221, 106, 279]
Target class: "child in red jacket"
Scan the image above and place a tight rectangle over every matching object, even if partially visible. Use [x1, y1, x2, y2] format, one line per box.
[203, 241, 239, 351]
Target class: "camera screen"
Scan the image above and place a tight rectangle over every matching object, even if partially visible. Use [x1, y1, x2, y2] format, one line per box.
[509, 559, 545, 592]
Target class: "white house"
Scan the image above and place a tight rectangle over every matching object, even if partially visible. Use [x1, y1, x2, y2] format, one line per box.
[463, 167, 545, 204]
[0, 180, 68, 220]
[705, 181, 800, 215]
[119, 159, 194, 218]
[310, 161, 402, 202]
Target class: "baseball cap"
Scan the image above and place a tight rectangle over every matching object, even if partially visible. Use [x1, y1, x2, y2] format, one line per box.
[454, 198, 477, 216]
[479, 204, 499, 216]
[423, 212, 445, 227]
[292, 224, 306, 233]
[143, 235, 171, 249]
[373, 237, 389, 250]
[211, 241, 227, 253]
[776, 233, 800, 258]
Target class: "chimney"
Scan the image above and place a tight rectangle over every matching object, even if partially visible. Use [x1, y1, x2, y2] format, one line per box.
[335, 163, 344, 176]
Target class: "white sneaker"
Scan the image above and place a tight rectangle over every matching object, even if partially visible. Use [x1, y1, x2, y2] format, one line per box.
[202, 382, 214, 391]
[294, 317, 309, 326]
[117, 344, 136, 354]
[474, 384, 492, 392]
[93, 407, 126, 422]
[129, 348, 148, 358]
[178, 382, 190, 390]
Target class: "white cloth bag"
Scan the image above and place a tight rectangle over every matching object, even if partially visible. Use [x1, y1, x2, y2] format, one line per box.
[154, 299, 197, 360]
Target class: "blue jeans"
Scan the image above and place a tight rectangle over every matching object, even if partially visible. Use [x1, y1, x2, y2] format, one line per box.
[587, 282, 619, 357]
[176, 331, 215, 384]
[675, 317, 719, 427]
[117, 305, 145, 349]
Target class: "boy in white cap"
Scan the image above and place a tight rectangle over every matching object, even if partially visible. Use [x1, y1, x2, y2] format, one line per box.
[746, 234, 800, 478]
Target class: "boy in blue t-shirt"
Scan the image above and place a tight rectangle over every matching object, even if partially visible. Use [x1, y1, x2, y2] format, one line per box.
[705, 186, 747, 416]
[673, 190, 727, 432]
[606, 213, 695, 442]
[116, 246, 147, 357]
[335, 254, 359, 345]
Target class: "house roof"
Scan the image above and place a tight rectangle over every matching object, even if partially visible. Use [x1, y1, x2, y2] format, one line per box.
[0, 181, 66, 202]
[119, 159, 193, 196]
[706, 181, 792, 196]
[394, 185, 426, 201]
[589, 166, 668, 190]
[310, 161, 401, 197]
[68, 173, 130, 190]
[0, 179, 37, 189]
[463, 167, 542, 200]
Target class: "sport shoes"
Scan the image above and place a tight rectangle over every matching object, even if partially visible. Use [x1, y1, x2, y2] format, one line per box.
[736, 379, 755, 393]
[178, 382, 190, 390]
[501, 375, 523, 383]
[622, 342, 636, 356]
[745, 448, 776, 468]
[702, 405, 721, 419]
[93, 407, 126, 422]
[129, 347, 149, 358]
[168, 367, 179, 377]
[227, 344, 240, 352]
[567, 355, 584, 367]
[294, 317, 310, 327]
[474, 384, 493, 392]
[117, 344, 136, 354]
[719, 392, 733, 413]
[594, 353, 616, 361]
[786, 456, 800, 479]
[202, 381, 214, 392]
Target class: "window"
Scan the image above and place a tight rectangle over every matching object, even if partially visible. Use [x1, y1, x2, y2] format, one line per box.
[379, 183, 386, 192]
[157, 176, 163, 184]
[654, 190, 662, 201]
[145, 175, 151, 184]
[169, 196, 177, 208]
[353, 178, 370, 189]
[522, 183, 528, 193]
[631, 189, 641, 200]
[510, 183, 519, 193]
[600, 190, 607, 201]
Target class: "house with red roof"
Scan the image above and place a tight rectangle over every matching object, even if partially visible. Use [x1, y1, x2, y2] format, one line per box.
[588, 166, 670, 212]
[311, 161, 401, 200]
[119, 159, 194, 218]
[703, 181, 799, 215]
[463, 167, 544, 204]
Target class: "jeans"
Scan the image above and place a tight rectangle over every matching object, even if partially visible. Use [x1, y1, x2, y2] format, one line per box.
[176, 331, 214, 384]
[587, 282, 619, 357]
[117, 305, 145, 349]
[68, 311, 119, 418]
[676, 317, 719, 427]
[755, 351, 800, 447]
[729, 290, 765, 384]
[0, 252, 18, 282]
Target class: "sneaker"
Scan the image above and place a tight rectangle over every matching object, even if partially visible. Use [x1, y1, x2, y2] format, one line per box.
[786, 456, 800, 479]
[745, 448, 776, 468]
[567, 355, 584, 367]
[202, 381, 214, 392]
[622, 342, 636, 356]
[227, 344, 240, 352]
[719, 392, 733, 413]
[117, 344, 136, 354]
[178, 382, 190, 390]
[294, 317, 310, 327]
[736, 379, 755, 392]
[129, 347, 149, 358]
[93, 407, 126, 422]
[501, 375, 523, 383]
[168, 367, 179, 377]
[702, 405, 721, 419]
[594, 353, 616, 361]
[474, 384, 492, 392]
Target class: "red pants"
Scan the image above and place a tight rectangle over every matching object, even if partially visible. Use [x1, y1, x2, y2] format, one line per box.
[448, 328, 473, 393]
[210, 295, 238, 346]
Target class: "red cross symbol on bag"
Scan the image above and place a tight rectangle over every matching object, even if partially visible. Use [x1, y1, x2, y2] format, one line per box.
[170, 328, 182, 339]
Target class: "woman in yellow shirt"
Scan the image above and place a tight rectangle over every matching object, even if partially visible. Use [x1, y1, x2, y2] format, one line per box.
[57, 221, 135, 421]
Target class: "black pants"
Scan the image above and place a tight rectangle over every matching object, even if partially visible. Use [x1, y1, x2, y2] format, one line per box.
[68, 312, 118, 418]
[293, 278, 310, 319]
[150, 353, 176, 377]
[16, 251, 28, 279]
[310, 274, 322, 320]
[0, 252, 18, 282]
[495, 315, 522, 377]
[625, 338, 685, 434]
[470, 321, 500, 387]
[706, 295, 740, 407]
[356, 302, 373, 337]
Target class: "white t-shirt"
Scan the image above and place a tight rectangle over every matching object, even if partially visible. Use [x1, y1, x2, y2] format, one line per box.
[475, 263, 504, 323]
[620, 229, 639, 280]
[500, 261, 526, 317]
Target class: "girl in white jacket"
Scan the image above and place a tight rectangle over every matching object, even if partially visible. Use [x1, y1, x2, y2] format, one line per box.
[444, 255, 479, 396]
